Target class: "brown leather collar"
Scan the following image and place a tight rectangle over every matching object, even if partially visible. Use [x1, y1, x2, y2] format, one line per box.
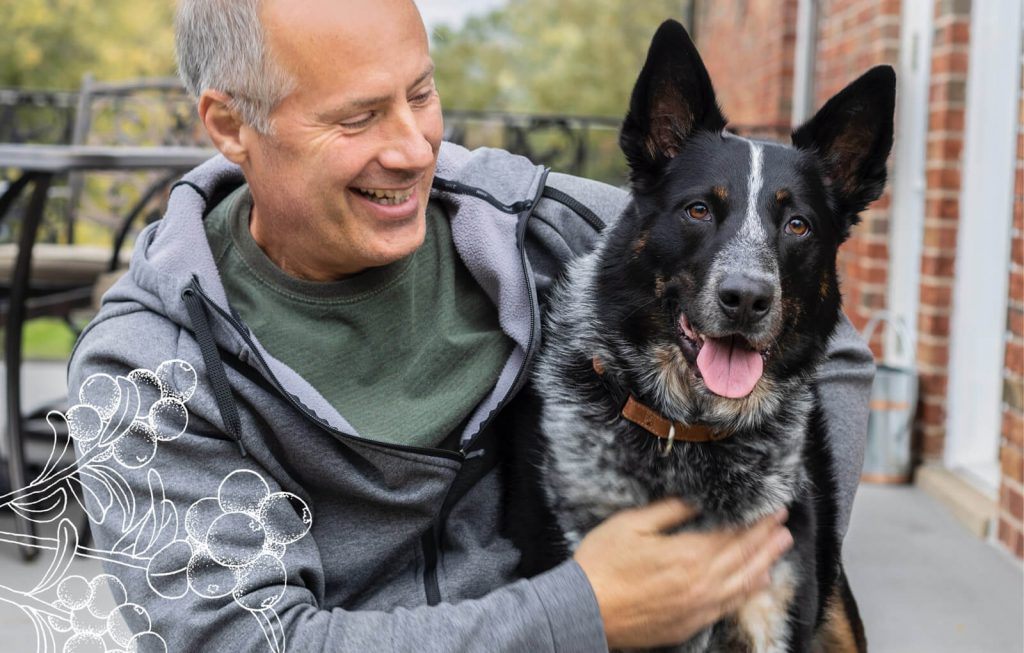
[592, 356, 732, 445]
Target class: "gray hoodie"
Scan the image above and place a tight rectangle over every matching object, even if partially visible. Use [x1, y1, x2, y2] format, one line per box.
[68, 142, 873, 652]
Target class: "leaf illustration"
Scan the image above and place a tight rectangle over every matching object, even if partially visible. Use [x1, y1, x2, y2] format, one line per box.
[253, 608, 287, 653]
[90, 464, 137, 531]
[75, 468, 115, 525]
[70, 478, 107, 526]
[11, 486, 68, 523]
[98, 376, 141, 449]
[133, 508, 157, 557]
[31, 518, 79, 596]
[31, 412, 71, 486]
[155, 498, 180, 553]
[137, 470, 177, 556]
[24, 606, 56, 653]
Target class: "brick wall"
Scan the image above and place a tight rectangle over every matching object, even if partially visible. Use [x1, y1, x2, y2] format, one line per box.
[915, 0, 972, 461]
[691, 0, 797, 135]
[998, 32, 1024, 560]
[813, 0, 901, 348]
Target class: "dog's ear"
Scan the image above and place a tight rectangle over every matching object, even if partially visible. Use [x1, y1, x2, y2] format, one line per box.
[620, 19, 727, 185]
[792, 65, 896, 231]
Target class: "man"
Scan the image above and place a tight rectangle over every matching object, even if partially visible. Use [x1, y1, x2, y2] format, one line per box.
[69, 0, 874, 650]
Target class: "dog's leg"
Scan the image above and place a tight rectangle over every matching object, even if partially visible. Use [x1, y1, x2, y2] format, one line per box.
[731, 558, 798, 652]
[811, 566, 866, 653]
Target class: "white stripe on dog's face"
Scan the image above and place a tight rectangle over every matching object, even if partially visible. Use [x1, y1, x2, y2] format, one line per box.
[743, 142, 766, 245]
[696, 136, 782, 342]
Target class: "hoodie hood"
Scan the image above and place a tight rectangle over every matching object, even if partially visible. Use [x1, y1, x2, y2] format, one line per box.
[80, 142, 548, 443]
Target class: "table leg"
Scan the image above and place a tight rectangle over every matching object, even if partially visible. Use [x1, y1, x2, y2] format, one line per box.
[4, 172, 51, 561]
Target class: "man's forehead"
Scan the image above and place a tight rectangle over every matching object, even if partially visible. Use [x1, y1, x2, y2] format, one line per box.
[261, 0, 424, 40]
[260, 0, 429, 100]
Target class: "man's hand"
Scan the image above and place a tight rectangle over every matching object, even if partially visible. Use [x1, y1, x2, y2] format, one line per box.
[573, 498, 793, 649]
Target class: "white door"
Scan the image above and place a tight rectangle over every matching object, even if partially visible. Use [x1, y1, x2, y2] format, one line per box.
[945, 0, 1023, 496]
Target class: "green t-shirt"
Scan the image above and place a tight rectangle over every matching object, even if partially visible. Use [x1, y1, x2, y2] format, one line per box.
[204, 185, 513, 449]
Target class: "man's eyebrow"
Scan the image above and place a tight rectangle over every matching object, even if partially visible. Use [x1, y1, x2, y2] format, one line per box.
[317, 64, 435, 120]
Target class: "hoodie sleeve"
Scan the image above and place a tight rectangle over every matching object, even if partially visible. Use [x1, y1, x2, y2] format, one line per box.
[818, 313, 876, 538]
[66, 315, 609, 653]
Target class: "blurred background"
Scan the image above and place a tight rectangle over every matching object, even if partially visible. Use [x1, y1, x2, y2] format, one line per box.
[0, 1, 1021, 651]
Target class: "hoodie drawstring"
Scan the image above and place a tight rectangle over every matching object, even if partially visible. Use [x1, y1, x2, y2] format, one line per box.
[182, 284, 248, 457]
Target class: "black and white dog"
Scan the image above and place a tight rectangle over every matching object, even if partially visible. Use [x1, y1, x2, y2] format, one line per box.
[506, 19, 894, 653]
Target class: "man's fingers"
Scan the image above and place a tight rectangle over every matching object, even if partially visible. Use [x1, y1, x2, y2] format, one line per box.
[717, 524, 793, 604]
[701, 510, 789, 576]
[625, 497, 699, 533]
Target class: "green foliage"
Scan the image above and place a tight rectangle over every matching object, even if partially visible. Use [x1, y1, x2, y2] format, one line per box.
[0, 0, 176, 89]
[0, 318, 77, 361]
[431, 0, 686, 117]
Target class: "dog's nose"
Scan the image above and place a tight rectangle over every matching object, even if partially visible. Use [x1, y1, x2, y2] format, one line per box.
[717, 273, 774, 325]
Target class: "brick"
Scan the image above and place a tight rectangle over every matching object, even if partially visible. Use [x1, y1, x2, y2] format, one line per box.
[1003, 409, 1019, 450]
[929, 107, 965, 132]
[920, 398, 947, 425]
[997, 518, 1024, 560]
[919, 312, 952, 335]
[920, 282, 954, 306]
[1006, 376, 1024, 413]
[1008, 307, 1024, 339]
[926, 137, 964, 164]
[1010, 272, 1024, 307]
[920, 252, 957, 277]
[1005, 482, 1024, 523]
[1006, 340, 1024, 376]
[918, 371, 950, 397]
[921, 429, 946, 457]
[926, 168, 962, 191]
[1002, 445, 1024, 483]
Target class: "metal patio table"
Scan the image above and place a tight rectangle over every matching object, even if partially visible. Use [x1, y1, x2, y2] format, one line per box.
[0, 144, 215, 560]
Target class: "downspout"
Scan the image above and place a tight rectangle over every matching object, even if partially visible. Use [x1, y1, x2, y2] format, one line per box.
[791, 0, 818, 126]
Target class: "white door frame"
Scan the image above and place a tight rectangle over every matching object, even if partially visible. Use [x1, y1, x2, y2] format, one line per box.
[944, 0, 1023, 496]
[886, 0, 934, 367]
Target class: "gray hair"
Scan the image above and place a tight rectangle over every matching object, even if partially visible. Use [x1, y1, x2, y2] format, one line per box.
[175, 0, 295, 134]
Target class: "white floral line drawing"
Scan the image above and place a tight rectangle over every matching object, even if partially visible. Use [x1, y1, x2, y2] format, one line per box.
[0, 360, 313, 653]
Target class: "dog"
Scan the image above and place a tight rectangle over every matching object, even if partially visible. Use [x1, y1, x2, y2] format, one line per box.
[502, 19, 894, 653]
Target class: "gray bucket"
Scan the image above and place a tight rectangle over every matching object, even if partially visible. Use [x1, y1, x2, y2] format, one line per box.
[860, 312, 918, 484]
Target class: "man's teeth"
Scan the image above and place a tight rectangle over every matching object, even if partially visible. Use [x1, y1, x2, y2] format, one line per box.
[356, 188, 413, 205]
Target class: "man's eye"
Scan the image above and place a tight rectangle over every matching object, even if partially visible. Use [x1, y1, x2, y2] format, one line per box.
[410, 90, 435, 105]
[685, 202, 711, 222]
[340, 113, 374, 129]
[785, 217, 811, 236]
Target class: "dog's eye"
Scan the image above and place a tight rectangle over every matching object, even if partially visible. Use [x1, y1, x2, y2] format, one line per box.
[786, 217, 810, 236]
[685, 202, 711, 222]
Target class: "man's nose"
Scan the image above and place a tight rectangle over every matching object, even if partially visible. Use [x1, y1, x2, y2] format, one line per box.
[378, 105, 436, 171]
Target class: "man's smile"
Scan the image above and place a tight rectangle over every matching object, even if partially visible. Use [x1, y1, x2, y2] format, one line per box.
[354, 185, 417, 205]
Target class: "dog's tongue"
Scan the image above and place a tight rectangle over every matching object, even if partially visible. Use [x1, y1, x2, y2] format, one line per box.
[697, 336, 764, 398]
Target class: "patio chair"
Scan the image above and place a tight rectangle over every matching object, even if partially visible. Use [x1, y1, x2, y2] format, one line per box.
[0, 74, 208, 558]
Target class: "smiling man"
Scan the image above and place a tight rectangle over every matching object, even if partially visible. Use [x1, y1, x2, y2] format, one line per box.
[68, 0, 874, 650]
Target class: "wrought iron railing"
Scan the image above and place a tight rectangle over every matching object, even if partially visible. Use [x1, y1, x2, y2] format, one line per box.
[443, 110, 628, 185]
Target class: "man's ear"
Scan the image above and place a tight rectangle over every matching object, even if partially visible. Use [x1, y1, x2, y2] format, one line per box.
[791, 66, 896, 225]
[198, 90, 249, 165]
[619, 19, 727, 189]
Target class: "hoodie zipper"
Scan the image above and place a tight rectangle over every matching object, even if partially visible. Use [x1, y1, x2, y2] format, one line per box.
[420, 169, 551, 606]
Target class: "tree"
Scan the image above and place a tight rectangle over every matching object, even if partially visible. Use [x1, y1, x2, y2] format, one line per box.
[431, 0, 687, 117]
[0, 0, 175, 89]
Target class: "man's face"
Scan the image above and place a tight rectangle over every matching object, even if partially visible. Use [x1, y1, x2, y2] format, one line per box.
[242, 0, 442, 280]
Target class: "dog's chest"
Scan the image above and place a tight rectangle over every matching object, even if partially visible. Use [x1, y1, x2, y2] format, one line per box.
[540, 402, 809, 541]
